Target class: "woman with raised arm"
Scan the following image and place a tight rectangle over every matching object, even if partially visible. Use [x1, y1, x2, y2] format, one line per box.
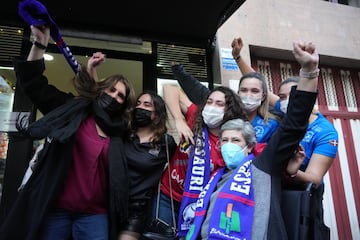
[233, 37, 338, 239]
[0, 25, 135, 240]
[171, 44, 279, 145]
[153, 84, 247, 238]
[186, 40, 320, 240]
[87, 56, 178, 240]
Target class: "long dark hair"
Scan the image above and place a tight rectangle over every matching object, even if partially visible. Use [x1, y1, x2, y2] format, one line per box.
[193, 86, 248, 134]
[132, 90, 168, 145]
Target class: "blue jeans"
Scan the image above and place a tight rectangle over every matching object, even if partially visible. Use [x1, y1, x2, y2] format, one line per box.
[41, 209, 109, 240]
[152, 191, 180, 227]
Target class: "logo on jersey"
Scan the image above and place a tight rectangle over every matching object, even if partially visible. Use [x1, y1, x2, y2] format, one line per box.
[253, 126, 264, 138]
[303, 131, 314, 142]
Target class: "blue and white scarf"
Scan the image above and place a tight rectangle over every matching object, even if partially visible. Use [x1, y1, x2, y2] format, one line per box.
[186, 154, 255, 240]
[178, 128, 211, 237]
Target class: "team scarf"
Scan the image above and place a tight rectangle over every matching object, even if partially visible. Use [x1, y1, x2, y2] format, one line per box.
[178, 127, 211, 237]
[186, 154, 255, 240]
[18, 0, 80, 73]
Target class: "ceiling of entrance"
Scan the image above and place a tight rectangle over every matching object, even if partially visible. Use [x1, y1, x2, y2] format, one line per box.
[0, 0, 246, 98]
[1, 0, 246, 47]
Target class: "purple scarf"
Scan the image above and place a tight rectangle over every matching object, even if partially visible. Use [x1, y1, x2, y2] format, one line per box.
[187, 154, 255, 240]
[18, 0, 80, 73]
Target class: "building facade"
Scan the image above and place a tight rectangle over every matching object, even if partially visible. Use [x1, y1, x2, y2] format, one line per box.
[0, 0, 359, 238]
[215, 0, 360, 239]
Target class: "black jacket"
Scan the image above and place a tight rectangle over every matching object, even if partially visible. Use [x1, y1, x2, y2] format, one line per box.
[0, 58, 126, 240]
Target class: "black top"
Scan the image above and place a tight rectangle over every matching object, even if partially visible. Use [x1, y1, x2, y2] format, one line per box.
[125, 133, 176, 201]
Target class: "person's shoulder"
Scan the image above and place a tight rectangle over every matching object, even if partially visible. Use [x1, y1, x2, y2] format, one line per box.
[317, 112, 332, 124]
[123, 133, 138, 145]
[315, 112, 338, 133]
[308, 114, 338, 143]
[188, 103, 198, 112]
[269, 105, 284, 120]
[255, 113, 279, 127]
[267, 116, 280, 126]
[165, 133, 176, 143]
[161, 133, 176, 150]
[186, 103, 198, 123]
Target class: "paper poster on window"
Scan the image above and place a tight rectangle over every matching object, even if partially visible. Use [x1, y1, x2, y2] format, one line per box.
[0, 112, 30, 132]
[221, 48, 238, 71]
[229, 79, 240, 92]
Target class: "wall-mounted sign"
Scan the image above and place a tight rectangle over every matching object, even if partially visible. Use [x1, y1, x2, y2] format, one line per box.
[221, 48, 239, 71]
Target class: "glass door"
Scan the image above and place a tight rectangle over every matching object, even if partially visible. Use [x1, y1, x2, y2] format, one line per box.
[0, 74, 15, 200]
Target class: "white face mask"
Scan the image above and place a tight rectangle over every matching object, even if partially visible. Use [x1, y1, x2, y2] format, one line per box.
[202, 105, 224, 129]
[241, 96, 262, 112]
[280, 99, 289, 113]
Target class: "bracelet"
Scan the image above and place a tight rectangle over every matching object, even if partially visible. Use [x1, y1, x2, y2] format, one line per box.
[299, 68, 320, 79]
[286, 170, 297, 178]
[33, 41, 47, 50]
[234, 55, 241, 63]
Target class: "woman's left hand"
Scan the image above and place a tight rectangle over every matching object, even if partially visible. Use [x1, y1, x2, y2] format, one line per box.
[286, 144, 306, 176]
[87, 52, 106, 81]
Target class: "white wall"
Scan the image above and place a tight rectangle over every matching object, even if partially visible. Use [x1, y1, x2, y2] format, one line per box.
[216, 0, 360, 85]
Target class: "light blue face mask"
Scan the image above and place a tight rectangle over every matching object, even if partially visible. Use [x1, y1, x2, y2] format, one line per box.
[221, 142, 247, 169]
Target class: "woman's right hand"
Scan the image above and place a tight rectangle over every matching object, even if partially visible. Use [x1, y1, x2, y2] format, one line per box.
[30, 25, 50, 47]
[292, 41, 319, 72]
[27, 25, 50, 61]
[174, 118, 194, 145]
[231, 37, 244, 59]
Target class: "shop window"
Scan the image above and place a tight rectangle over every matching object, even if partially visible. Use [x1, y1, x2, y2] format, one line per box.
[156, 43, 208, 82]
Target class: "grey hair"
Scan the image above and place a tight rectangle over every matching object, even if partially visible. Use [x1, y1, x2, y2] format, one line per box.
[220, 119, 257, 148]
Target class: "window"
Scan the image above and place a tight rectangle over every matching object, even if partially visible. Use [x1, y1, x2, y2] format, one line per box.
[321, 68, 339, 110]
[341, 70, 357, 111]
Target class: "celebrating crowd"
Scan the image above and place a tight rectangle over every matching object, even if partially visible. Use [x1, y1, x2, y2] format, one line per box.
[0, 22, 338, 240]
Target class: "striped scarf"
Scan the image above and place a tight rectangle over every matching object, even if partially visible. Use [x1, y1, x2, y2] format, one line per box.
[178, 128, 211, 237]
[186, 154, 255, 240]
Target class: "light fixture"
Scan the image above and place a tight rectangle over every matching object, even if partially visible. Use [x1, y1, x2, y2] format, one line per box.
[44, 54, 54, 61]
[0, 66, 14, 70]
[0, 54, 53, 70]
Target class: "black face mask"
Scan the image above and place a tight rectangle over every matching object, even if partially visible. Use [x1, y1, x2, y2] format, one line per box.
[96, 93, 124, 114]
[133, 108, 152, 128]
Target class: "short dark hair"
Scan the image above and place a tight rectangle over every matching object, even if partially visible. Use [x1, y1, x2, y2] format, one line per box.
[278, 76, 300, 91]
